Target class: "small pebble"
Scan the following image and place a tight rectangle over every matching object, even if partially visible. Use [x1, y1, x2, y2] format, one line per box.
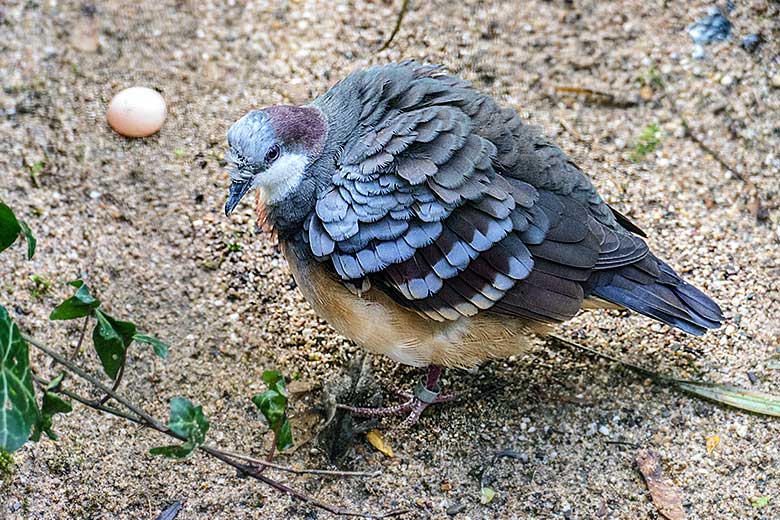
[741, 34, 763, 53]
[107, 87, 167, 137]
[446, 503, 466, 516]
[771, 75, 780, 89]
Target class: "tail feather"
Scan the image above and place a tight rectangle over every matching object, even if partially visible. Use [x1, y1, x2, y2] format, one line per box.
[657, 262, 723, 323]
[588, 257, 723, 336]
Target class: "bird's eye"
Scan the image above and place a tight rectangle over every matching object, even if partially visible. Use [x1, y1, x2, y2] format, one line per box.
[265, 144, 280, 163]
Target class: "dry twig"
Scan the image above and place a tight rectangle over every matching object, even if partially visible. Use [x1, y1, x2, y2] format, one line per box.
[25, 334, 405, 519]
[554, 86, 638, 109]
[377, 0, 410, 52]
[659, 89, 745, 183]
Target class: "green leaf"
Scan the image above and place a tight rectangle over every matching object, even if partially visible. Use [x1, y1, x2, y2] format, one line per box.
[0, 201, 22, 253]
[0, 305, 39, 452]
[49, 280, 101, 320]
[480, 486, 496, 504]
[276, 417, 293, 451]
[30, 373, 70, 442]
[150, 397, 209, 459]
[47, 372, 65, 390]
[133, 334, 169, 359]
[261, 370, 287, 397]
[31, 391, 72, 442]
[167, 397, 209, 444]
[252, 372, 293, 451]
[0, 448, 13, 480]
[752, 496, 770, 508]
[630, 122, 661, 162]
[252, 389, 287, 427]
[92, 310, 136, 379]
[18, 221, 35, 260]
[675, 381, 780, 417]
[149, 442, 196, 459]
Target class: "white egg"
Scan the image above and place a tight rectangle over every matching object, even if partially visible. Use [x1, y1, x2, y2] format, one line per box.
[106, 87, 166, 138]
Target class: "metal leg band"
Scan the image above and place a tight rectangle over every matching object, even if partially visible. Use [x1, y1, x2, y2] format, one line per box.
[415, 379, 441, 404]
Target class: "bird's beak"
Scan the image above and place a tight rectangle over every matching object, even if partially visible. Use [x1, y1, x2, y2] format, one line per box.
[225, 179, 252, 216]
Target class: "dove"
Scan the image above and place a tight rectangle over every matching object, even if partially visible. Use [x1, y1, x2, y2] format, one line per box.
[224, 61, 722, 426]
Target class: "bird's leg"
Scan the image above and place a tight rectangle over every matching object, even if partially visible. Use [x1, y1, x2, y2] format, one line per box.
[398, 365, 458, 428]
[336, 365, 458, 427]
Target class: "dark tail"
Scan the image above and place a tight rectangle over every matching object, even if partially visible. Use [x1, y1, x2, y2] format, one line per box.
[586, 255, 723, 336]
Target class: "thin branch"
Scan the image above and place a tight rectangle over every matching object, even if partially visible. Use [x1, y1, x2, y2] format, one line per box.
[548, 334, 661, 382]
[73, 315, 90, 358]
[678, 115, 745, 182]
[260, 426, 279, 475]
[25, 334, 166, 428]
[32, 373, 145, 426]
[554, 85, 638, 109]
[49, 315, 89, 369]
[25, 334, 404, 518]
[199, 446, 406, 518]
[217, 450, 381, 478]
[91, 359, 125, 407]
[377, 0, 410, 52]
[660, 89, 745, 183]
[35, 373, 377, 479]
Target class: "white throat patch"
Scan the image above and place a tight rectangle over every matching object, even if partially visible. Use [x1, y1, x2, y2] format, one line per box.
[252, 153, 307, 205]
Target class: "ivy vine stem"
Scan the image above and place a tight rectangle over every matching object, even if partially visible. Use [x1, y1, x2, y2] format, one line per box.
[23, 333, 404, 518]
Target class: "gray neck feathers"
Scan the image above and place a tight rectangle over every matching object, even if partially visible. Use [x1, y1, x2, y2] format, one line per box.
[269, 77, 365, 240]
[308, 74, 364, 189]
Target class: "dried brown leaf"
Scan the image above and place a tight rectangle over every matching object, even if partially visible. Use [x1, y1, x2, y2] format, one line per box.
[705, 435, 720, 454]
[366, 429, 393, 458]
[636, 450, 686, 520]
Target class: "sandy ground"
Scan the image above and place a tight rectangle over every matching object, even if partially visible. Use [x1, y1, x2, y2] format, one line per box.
[1, 0, 779, 519]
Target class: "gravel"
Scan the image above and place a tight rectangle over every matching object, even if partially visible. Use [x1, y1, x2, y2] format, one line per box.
[1, 1, 779, 519]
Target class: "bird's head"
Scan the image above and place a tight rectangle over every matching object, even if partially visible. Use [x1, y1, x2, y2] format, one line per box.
[224, 106, 327, 226]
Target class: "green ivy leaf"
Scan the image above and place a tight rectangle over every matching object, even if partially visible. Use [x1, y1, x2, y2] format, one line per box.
[92, 310, 136, 379]
[18, 221, 35, 260]
[150, 397, 209, 459]
[276, 417, 293, 451]
[252, 389, 287, 427]
[0, 305, 39, 452]
[0, 201, 22, 253]
[36, 374, 71, 441]
[252, 371, 293, 452]
[30, 380, 73, 441]
[49, 280, 101, 320]
[168, 397, 209, 444]
[261, 370, 287, 397]
[480, 486, 496, 504]
[133, 333, 169, 359]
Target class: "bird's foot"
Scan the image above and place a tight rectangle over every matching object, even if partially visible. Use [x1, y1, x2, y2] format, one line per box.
[336, 373, 458, 428]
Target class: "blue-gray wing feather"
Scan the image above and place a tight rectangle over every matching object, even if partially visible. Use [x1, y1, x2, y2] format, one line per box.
[305, 61, 656, 323]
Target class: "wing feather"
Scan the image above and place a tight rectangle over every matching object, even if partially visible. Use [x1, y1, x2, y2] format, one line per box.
[305, 61, 667, 324]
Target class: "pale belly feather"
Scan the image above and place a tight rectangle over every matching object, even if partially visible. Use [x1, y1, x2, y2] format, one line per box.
[282, 241, 546, 368]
